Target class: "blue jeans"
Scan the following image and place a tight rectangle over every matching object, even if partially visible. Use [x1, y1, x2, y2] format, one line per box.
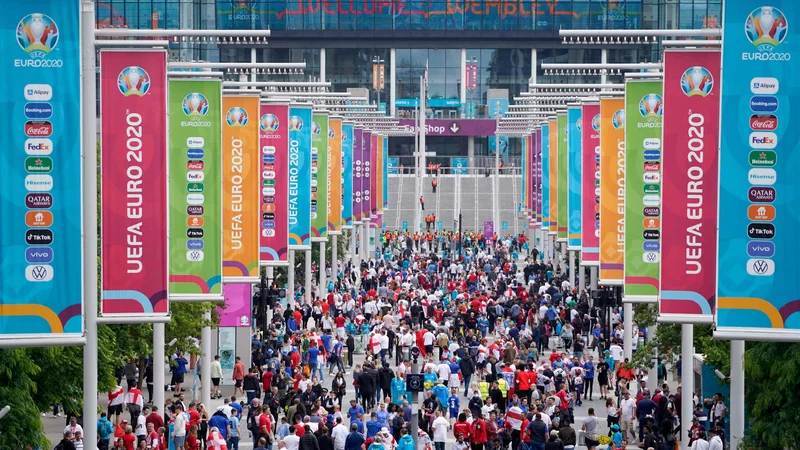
[228, 436, 240, 450]
[530, 442, 545, 450]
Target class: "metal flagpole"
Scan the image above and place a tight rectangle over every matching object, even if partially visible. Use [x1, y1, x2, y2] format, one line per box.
[288, 251, 295, 306]
[153, 323, 166, 416]
[331, 235, 338, 288]
[494, 101, 501, 235]
[319, 241, 327, 301]
[420, 76, 427, 235]
[305, 249, 313, 304]
[201, 313, 211, 407]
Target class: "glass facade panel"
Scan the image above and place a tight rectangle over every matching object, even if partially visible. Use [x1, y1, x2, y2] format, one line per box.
[327, 49, 391, 105]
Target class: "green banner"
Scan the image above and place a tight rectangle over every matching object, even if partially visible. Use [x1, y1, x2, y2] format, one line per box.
[168, 79, 223, 300]
[624, 80, 663, 302]
[557, 113, 568, 242]
[311, 112, 329, 241]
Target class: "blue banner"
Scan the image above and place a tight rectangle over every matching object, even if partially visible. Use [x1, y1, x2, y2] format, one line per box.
[567, 106, 582, 250]
[387, 157, 399, 175]
[383, 136, 389, 208]
[289, 106, 312, 249]
[489, 135, 509, 161]
[451, 157, 468, 174]
[716, 1, 799, 335]
[542, 124, 551, 231]
[488, 98, 509, 118]
[342, 123, 354, 227]
[0, 3, 83, 337]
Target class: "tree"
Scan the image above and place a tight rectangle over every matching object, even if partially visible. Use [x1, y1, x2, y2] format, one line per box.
[0, 349, 51, 449]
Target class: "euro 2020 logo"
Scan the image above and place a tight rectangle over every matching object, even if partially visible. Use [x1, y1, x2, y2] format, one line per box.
[328, 126, 335, 139]
[118, 66, 151, 97]
[639, 94, 663, 118]
[17, 13, 58, 58]
[226, 107, 248, 127]
[312, 122, 321, 135]
[611, 109, 625, 130]
[680, 66, 714, 97]
[182, 93, 209, 117]
[591, 114, 601, 132]
[289, 116, 303, 131]
[746, 6, 788, 52]
[260, 114, 279, 132]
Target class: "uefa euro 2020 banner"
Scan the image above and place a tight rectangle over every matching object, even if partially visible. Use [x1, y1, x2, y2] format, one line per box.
[0, 3, 83, 337]
[101, 50, 168, 316]
[716, 1, 800, 339]
[168, 79, 223, 301]
[288, 105, 312, 250]
[258, 102, 289, 266]
[580, 103, 601, 265]
[567, 107, 582, 251]
[328, 118, 343, 235]
[660, 50, 720, 324]
[541, 124, 550, 232]
[549, 118, 558, 237]
[623, 80, 662, 304]
[342, 123, 354, 228]
[599, 98, 625, 285]
[557, 113, 568, 242]
[222, 95, 260, 283]
[311, 112, 329, 241]
[535, 129, 542, 226]
[383, 136, 389, 211]
[353, 127, 364, 224]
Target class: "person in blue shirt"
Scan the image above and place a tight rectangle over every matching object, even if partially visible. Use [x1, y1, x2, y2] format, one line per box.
[583, 357, 596, 401]
[320, 333, 333, 353]
[344, 424, 366, 450]
[447, 388, 461, 425]
[173, 351, 189, 395]
[431, 380, 450, 413]
[307, 343, 321, 382]
[366, 412, 383, 438]
[351, 414, 365, 434]
[390, 372, 407, 406]
[477, 316, 489, 337]
[348, 399, 364, 421]
[208, 410, 230, 439]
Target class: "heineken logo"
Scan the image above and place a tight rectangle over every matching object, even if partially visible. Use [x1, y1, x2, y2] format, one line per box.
[25, 156, 52, 172]
[750, 150, 776, 167]
[187, 183, 204, 193]
[643, 184, 660, 194]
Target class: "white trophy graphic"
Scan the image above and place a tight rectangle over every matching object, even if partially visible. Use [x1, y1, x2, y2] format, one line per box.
[128, 67, 141, 90]
[30, 14, 45, 45]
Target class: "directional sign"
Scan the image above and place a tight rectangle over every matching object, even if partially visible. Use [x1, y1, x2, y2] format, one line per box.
[437, 221, 443, 230]
[502, 221, 509, 230]
[449, 122, 460, 133]
[402, 221, 408, 230]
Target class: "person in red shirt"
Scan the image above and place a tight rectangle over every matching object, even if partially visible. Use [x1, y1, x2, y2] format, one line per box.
[470, 413, 488, 450]
[261, 368, 274, 393]
[146, 423, 160, 449]
[145, 406, 165, 434]
[290, 349, 301, 370]
[453, 413, 471, 440]
[334, 314, 346, 330]
[121, 425, 136, 450]
[514, 370, 531, 405]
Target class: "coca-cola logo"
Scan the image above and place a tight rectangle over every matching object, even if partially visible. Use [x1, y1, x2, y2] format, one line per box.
[25, 121, 52, 137]
[750, 114, 778, 131]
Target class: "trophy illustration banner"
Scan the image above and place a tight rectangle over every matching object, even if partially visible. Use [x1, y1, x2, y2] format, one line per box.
[311, 112, 329, 241]
[328, 118, 343, 234]
[599, 97, 625, 285]
[288, 105, 312, 250]
[258, 102, 290, 266]
[581, 103, 601, 265]
[342, 123, 354, 228]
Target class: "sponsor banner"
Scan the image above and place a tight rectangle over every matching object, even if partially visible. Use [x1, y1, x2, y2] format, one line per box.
[388, 156, 400, 174]
[536, 129, 543, 225]
[372, 133, 380, 221]
[222, 95, 260, 281]
[567, 107, 582, 249]
[342, 123, 354, 227]
[364, 132, 375, 223]
[0, 3, 83, 337]
[541, 124, 550, 230]
[599, 98, 625, 285]
[557, 114, 568, 242]
[100, 50, 168, 315]
[581, 103, 601, 264]
[328, 118, 343, 234]
[288, 105, 312, 249]
[660, 50, 720, 322]
[521, 134, 527, 219]
[382, 136, 389, 210]
[217, 284, 252, 327]
[376, 134, 384, 218]
[716, 2, 799, 336]
[258, 103, 289, 266]
[549, 119, 558, 236]
[168, 79, 223, 299]
[353, 127, 364, 223]
[310, 112, 328, 241]
[624, 80, 663, 303]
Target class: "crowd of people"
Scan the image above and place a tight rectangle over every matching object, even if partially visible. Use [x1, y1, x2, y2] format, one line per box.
[76, 230, 730, 450]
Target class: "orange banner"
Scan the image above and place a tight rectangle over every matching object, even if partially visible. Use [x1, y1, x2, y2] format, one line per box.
[548, 118, 558, 236]
[222, 95, 260, 281]
[328, 118, 343, 234]
[599, 97, 625, 285]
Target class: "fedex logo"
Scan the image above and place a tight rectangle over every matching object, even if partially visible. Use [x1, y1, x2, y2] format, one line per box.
[750, 132, 778, 149]
[25, 138, 52, 156]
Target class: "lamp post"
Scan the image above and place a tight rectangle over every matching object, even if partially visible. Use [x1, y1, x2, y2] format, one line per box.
[466, 57, 478, 118]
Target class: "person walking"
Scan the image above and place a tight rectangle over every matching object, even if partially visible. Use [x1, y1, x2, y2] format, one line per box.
[420, 196, 425, 211]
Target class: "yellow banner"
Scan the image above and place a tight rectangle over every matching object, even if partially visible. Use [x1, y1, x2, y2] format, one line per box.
[328, 118, 343, 234]
[599, 97, 625, 285]
[549, 119, 558, 236]
[222, 95, 260, 281]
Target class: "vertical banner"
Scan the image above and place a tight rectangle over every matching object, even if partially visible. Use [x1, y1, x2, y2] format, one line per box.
[557, 114, 568, 242]
[581, 104, 601, 265]
[549, 119, 558, 237]
[521, 135, 527, 222]
[567, 106, 582, 250]
[715, 1, 795, 337]
[364, 132, 375, 223]
[311, 112, 329, 241]
[222, 95, 260, 283]
[0, 3, 83, 337]
[541, 124, 551, 231]
[258, 102, 290, 266]
[100, 50, 168, 316]
[353, 127, 363, 224]
[623, 81, 663, 303]
[383, 136, 389, 210]
[370, 133, 379, 221]
[660, 50, 720, 323]
[328, 118, 343, 235]
[289, 105, 312, 250]
[536, 129, 542, 226]
[599, 97, 625, 285]
[218, 284, 252, 327]
[342, 123, 354, 228]
[376, 135, 384, 216]
[218, 327, 236, 384]
[168, 79, 223, 301]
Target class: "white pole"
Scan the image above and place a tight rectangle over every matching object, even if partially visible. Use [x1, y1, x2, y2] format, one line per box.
[601, 49, 609, 85]
[569, 251, 576, 291]
[81, 1, 99, 447]
[681, 324, 694, 450]
[201, 312, 212, 407]
[390, 48, 397, 118]
[590, 266, 598, 290]
[414, 103, 421, 234]
[319, 241, 327, 300]
[319, 48, 326, 82]
[531, 49, 538, 83]
[420, 76, 427, 233]
[288, 251, 295, 307]
[494, 102, 500, 233]
[362, 223, 369, 261]
[460, 49, 467, 118]
[623, 303, 633, 361]
[730, 340, 745, 450]
[305, 249, 313, 304]
[648, 323, 658, 389]
[153, 323, 166, 415]
[578, 264, 585, 292]
[331, 234, 338, 287]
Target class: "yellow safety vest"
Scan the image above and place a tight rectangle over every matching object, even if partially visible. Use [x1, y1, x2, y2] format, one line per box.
[498, 378, 509, 397]
[478, 381, 491, 401]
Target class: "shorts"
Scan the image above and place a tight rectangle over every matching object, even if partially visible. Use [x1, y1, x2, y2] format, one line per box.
[620, 417, 634, 434]
[212, 378, 221, 387]
[235, 379, 243, 387]
[450, 408, 459, 418]
[174, 373, 185, 384]
[108, 404, 122, 416]
[173, 435, 186, 446]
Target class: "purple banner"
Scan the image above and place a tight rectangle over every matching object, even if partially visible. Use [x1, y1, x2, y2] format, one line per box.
[218, 284, 252, 327]
[536, 129, 542, 224]
[363, 131, 373, 224]
[398, 119, 498, 137]
[484, 221, 494, 237]
[353, 127, 364, 222]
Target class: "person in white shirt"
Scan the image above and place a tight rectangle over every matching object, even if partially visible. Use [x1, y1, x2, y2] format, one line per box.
[708, 428, 724, 450]
[284, 425, 301, 450]
[691, 433, 710, 450]
[135, 407, 148, 440]
[436, 361, 451, 381]
[431, 410, 450, 449]
[331, 418, 349, 450]
[173, 404, 187, 449]
[64, 416, 84, 439]
[609, 343, 624, 365]
[619, 391, 637, 443]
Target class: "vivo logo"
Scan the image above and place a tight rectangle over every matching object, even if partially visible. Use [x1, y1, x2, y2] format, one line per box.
[25, 247, 53, 263]
[643, 241, 660, 252]
[747, 241, 775, 258]
[187, 239, 204, 250]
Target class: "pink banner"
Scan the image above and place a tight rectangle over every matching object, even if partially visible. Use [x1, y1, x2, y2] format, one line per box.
[370, 133, 379, 221]
[353, 128, 364, 222]
[218, 284, 252, 327]
[659, 50, 720, 321]
[581, 103, 600, 265]
[100, 50, 168, 315]
[259, 103, 290, 266]
[535, 129, 542, 225]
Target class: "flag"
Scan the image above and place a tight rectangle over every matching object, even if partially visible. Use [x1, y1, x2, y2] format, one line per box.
[424, 58, 429, 88]
[206, 429, 228, 450]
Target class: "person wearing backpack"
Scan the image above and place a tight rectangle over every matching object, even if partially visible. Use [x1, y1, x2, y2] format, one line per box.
[97, 412, 114, 450]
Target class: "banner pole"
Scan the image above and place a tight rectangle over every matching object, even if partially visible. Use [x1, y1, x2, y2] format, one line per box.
[331, 235, 338, 287]
[730, 340, 745, 449]
[82, 0, 99, 447]
[202, 313, 212, 407]
[305, 249, 312, 304]
[319, 241, 327, 301]
[288, 251, 295, 307]
[153, 323, 166, 415]
[681, 324, 694, 450]
[623, 303, 633, 361]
